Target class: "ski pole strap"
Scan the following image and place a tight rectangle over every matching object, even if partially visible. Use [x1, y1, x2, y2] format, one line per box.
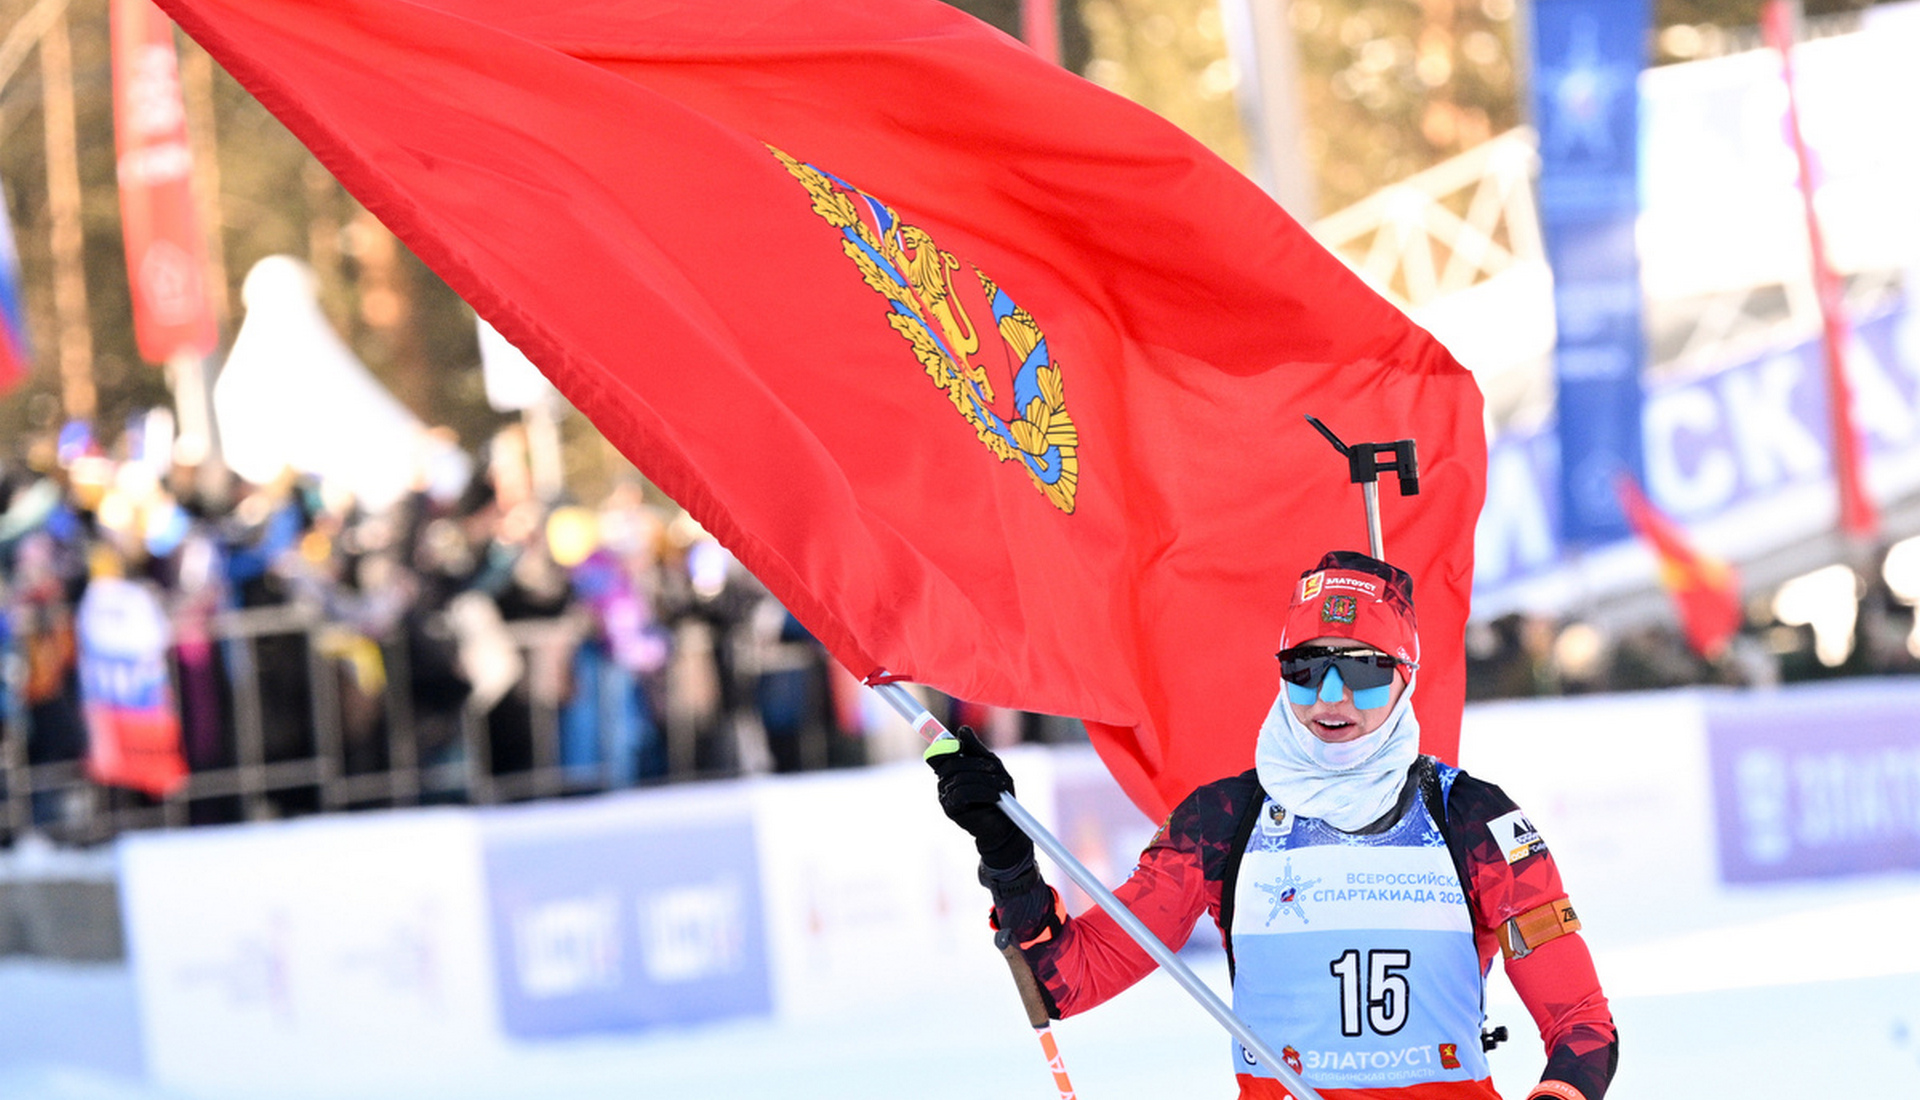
[1495, 898, 1581, 961]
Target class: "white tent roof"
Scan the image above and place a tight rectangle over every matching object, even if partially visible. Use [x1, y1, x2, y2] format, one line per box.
[214, 255, 436, 509]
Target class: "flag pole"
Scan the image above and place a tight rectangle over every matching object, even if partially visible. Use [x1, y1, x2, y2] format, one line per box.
[873, 679, 1324, 1100]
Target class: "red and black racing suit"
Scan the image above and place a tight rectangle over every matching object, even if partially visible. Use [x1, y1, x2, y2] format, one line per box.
[985, 758, 1618, 1100]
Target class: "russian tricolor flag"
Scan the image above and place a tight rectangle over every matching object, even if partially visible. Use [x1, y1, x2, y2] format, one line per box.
[0, 183, 28, 391]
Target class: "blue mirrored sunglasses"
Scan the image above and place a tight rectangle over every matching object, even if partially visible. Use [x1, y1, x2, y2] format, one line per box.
[1276, 645, 1403, 710]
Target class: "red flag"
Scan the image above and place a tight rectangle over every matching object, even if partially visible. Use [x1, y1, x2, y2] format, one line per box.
[77, 576, 189, 798]
[112, 0, 218, 364]
[153, 0, 1484, 820]
[1617, 477, 1743, 661]
[1762, 0, 1877, 541]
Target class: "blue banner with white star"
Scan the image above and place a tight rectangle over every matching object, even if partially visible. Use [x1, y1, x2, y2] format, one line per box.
[1529, 0, 1650, 545]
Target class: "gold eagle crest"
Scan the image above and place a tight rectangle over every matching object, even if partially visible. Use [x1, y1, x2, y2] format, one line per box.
[771, 145, 1079, 514]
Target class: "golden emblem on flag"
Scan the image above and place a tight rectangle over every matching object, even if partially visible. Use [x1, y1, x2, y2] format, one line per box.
[771, 145, 1079, 513]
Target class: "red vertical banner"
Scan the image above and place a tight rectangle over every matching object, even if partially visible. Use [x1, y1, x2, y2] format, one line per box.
[1762, 0, 1877, 541]
[112, 0, 218, 364]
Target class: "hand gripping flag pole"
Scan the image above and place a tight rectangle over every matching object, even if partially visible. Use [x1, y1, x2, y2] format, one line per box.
[873, 679, 1325, 1100]
[1305, 415, 1420, 558]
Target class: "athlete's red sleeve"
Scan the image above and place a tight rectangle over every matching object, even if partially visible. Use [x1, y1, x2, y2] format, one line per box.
[1507, 934, 1617, 1100]
[1447, 772, 1618, 1100]
[1009, 773, 1256, 1018]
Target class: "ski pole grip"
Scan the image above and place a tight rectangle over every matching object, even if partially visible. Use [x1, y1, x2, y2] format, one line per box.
[1000, 944, 1053, 1029]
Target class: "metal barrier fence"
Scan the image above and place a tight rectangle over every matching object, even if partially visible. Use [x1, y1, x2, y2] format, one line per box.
[0, 602, 628, 848]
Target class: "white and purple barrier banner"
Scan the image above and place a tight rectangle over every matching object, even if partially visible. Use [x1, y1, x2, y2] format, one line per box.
[1457, 680, 1920, 907]
[1458, 680, 1920, 1002]
[478, 785, 772, 1039]
[1705, 679, 1920, 884]
[117, 811, 502, 1096]
[747, 756, 1003, 1017]
[117, 681, 1920, 1094]
[116, 749, 1070, 1093]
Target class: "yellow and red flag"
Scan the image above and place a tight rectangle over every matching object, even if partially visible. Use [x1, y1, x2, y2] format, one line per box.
[153, 0, 1484, 819]
[1618, 477, 1743, 660]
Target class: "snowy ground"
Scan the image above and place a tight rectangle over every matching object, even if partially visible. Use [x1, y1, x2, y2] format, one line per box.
[5, 876, 1919, 1100]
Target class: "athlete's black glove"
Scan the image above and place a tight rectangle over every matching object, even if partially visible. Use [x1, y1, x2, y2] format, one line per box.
[924, 726, 1033, 871]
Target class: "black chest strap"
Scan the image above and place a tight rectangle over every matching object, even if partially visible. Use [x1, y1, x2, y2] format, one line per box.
[1217, 773, 1268, 985]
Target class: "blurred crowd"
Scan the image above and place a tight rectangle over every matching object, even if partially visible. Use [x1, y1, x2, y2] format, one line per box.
[6, 409, 1919, 846]
[1462, 565, 1920, 702]
[0, 415, 940, 841]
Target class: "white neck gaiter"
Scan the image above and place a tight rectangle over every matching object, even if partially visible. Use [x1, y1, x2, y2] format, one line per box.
[1253, 677, 1421, 832]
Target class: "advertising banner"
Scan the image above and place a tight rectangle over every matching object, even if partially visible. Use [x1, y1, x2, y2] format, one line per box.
[118, 811, 500, 1094]
[1528, 0, 1650, 544]
[1458, 691, 1718, 926]
[1475, 22, 1920, 613]
[1047, 745, 1159, 921]
[1475, 301, 1920, 610]
[111, 0, 217, 364]
[750, 759, 1015, 1016]
[1707, 680, 1920, 883]
[480, 787, 772, 1038]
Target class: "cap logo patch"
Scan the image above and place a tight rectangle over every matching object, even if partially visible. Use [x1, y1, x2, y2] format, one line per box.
[1300, 573, 1324, 601]
[1320, 573, 1380, 596]
[1321, 593, 1358, 624]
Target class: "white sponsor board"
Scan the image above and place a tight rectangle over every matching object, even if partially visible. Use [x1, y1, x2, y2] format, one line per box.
[1457, 686, 1920, 1012]
[118, 810, 499, 1096]
[1457, 691, 1718, 929]
[748, 749, 1058, 1017]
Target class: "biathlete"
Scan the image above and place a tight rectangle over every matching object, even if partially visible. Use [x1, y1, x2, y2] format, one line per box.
[927, 550, 1617, 1099]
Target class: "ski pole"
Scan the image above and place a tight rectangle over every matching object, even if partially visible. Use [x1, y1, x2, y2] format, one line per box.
[1001, 941, 1079, 1100]
[873, 679, 1324, 1100]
